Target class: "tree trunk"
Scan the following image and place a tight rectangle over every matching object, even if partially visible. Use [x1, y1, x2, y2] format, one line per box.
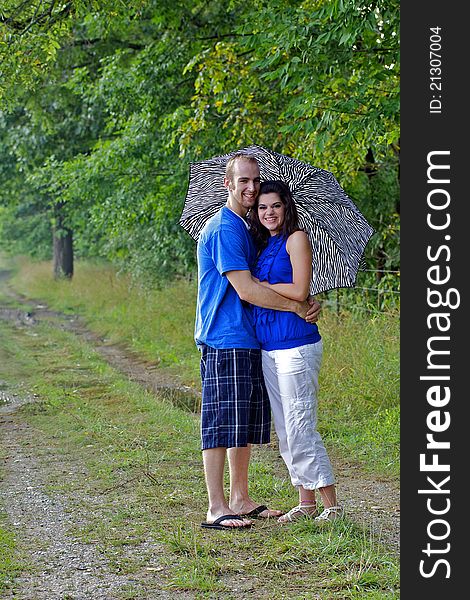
[53, 227, 74, 279]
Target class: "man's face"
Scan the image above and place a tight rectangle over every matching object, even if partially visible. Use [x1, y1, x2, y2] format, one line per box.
[224, 159, 261, 216]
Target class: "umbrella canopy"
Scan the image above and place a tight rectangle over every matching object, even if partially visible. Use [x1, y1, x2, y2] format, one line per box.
[180, 144, 375, 295]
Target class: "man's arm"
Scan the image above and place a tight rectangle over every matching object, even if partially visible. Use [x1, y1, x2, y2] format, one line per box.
[226, 270, 309, 319]
[253, 231, 311, 301]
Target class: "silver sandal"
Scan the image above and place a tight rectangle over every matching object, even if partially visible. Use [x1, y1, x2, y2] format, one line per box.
[277, 504, 317, 523]
[314, 505, 344, 522]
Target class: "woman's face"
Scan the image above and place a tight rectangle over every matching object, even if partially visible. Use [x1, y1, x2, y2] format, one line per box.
[257, 192, 285, 236]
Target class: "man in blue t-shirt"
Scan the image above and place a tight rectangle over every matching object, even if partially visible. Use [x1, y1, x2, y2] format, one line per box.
[197, 153, 321, 530]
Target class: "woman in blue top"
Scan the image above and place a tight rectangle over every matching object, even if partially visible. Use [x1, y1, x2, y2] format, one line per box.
[250, 180, 343, 523]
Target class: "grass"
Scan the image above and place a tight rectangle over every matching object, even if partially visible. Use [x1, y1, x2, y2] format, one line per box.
[8, 256, 200, 387]
[0, 395, 21, 594]
[318, 312, 399, 475]
[7, 255, 399, 478]
[0, 510, 20, 593]
[0, 311, 399, 598]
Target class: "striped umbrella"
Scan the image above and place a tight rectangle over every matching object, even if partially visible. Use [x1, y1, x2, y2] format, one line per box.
[180, 144, 375, 295]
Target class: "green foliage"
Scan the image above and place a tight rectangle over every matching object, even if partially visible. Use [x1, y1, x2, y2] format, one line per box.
[177, 1, 400, 167]
[0, 1, 149, 107]
[1, 0, 399, 286]
[0, 203, 52, 259]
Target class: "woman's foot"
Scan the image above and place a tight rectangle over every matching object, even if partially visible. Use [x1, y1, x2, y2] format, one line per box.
[277, 503, 317, 523]
[314, 505, 344, 523]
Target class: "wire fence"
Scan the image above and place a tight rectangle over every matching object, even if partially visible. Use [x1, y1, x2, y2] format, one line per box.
[318, 269, 400, 316]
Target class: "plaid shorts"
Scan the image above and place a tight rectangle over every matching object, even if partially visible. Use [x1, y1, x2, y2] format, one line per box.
[200, 345, 271, 450]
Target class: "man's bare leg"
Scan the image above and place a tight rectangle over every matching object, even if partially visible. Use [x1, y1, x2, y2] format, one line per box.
[227, 445, 283, 517]
[203, 447, 251, 527]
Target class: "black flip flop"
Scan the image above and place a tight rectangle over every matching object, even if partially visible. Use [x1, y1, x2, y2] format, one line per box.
[201, 514, 252, 530]
[240, 505, 269, 518]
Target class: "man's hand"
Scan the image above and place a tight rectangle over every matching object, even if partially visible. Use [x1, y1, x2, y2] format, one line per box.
[305, 296, 321, 323]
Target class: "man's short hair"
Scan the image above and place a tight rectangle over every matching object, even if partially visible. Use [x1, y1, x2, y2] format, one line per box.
[225, 153, 259, 182]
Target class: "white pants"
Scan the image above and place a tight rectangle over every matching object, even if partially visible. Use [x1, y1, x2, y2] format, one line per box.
[262, 341, 335, 490]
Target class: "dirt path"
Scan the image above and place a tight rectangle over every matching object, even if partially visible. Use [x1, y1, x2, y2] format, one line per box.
[0, 392, 139, 599]
[0, 275, 399, 597]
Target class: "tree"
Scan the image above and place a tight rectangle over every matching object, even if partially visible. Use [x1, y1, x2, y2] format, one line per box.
[1, 0, 400, 289]
[173, 0, 400, 274]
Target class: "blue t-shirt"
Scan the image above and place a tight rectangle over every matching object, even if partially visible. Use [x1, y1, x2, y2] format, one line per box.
[252, 234, 321, 351]
[195, 207, 260, 349]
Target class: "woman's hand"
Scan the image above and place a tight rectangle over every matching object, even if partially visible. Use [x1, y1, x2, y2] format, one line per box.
[305, 297, 321, 323]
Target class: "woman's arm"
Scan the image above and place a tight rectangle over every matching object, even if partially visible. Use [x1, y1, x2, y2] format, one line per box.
[226, 270, 309, 318]
[259, 230, 312, 301]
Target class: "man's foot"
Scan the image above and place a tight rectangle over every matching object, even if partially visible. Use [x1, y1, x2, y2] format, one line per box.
[277, 503, 317, 523]
[231, 500, 283, 519]
[203, 508, 252, 529]
[201, 514, 252, 530]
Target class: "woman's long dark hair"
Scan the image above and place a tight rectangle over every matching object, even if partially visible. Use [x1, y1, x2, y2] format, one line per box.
[249, 180, 302, 250]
